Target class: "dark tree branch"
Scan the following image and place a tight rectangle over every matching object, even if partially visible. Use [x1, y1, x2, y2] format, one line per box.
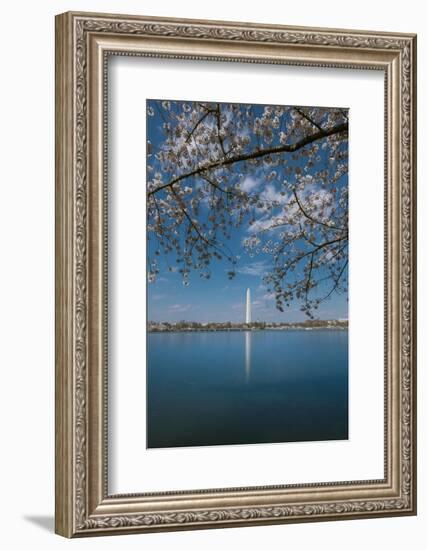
[170, 188, 234, 263]
[293, 189, 345, 231]
[294, 107, 325, 133]
[321, 259, 349, 301]
[277, 235, 348, 273]
[305, 251, 316, 298]
[339, 108, 349, 122]
[199, 173, 241, 199]
[185, 108, 216, 144]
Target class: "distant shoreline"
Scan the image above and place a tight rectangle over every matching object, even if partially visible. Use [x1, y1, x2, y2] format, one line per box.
[148, 321, 348, 333]
[149, 326, 348, 333]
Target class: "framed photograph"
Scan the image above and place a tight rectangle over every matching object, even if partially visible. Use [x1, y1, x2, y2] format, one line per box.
[55, 11, 417, 537]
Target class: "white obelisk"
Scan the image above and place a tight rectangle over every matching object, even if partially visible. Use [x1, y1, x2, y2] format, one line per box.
[245, 288, 251, 324]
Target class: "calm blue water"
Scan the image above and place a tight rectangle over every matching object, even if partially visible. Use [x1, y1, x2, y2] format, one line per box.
[147, 330, 348, 448]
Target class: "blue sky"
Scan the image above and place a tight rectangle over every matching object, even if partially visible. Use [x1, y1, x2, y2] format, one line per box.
[147, 100, 348, 323]
[147, 260, 348, 323]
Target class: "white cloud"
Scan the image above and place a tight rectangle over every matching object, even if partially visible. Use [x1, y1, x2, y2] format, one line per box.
[306, 187, 334, 219]
[152, 293, 166, 301]
[169, 304, 191, 313]
[247, 214, 285, 234]
[240, 176, 260, 193]
[236, 260, 267, 277]
[258, 184, 287, 206]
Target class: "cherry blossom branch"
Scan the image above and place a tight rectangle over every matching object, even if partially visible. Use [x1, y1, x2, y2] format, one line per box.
[148, 121, 348, 196]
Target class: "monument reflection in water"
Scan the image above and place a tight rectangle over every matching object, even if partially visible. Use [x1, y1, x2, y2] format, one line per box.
[245, 287, 252, 383]
[245, 331, 252, 383]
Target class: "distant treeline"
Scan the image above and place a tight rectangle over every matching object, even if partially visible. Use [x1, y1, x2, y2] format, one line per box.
[148, 319, 348, 332]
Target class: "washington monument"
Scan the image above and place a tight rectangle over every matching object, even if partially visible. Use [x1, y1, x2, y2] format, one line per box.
[245, 288, 252, 324]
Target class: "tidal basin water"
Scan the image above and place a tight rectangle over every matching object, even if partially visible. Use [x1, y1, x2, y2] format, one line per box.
[147, 330, 348, 448]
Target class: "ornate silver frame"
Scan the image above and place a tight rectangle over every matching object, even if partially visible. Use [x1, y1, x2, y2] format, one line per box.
[55, 11, 417, 537]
